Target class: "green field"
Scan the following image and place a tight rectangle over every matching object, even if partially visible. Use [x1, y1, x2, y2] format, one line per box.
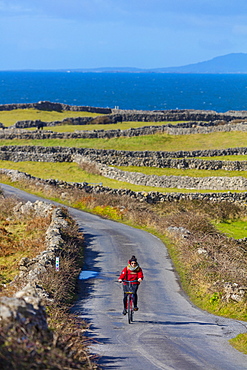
[0, 108, 184, 130]
[198, 155, 247, 161]
[0, 108, 101, 126]
[116, 165, 247, 178]
[36, 120, 177, 132]
[1, 131, 247, 152]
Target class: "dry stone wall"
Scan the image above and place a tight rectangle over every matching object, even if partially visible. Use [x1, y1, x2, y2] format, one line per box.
[2, 101, 247, 121]
[3, 120, 247, 136]
[112, 108, 247, 122]
[1, 141, 247, 190]
[1, 145, 247, 190]
[1, 145, 247, 169]
[2, 168, 247, 206]
[2, 101, 247, 133]
[0, 101, 112, 113]
[0, 200, 71, 337]
[75, 156, 247, 191]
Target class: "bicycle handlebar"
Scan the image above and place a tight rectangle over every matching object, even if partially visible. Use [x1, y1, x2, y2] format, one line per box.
[121, 280, 139, 283]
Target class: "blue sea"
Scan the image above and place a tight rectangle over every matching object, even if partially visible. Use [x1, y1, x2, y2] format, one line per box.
[1, 71, 247, 112]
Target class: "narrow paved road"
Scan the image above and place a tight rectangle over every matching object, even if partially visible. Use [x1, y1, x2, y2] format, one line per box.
[2, 184, 247, 370]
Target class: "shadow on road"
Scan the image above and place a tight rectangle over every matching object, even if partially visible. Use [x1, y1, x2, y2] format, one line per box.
[134, 319, 222, 327]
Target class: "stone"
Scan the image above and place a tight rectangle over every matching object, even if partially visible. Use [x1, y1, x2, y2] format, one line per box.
[223, 282, 247, 302]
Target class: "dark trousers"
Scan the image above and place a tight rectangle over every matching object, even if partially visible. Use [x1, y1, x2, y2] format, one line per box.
[123, 284, 139, 308]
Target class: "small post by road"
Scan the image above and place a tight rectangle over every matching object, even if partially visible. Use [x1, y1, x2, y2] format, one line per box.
[56, 257, 59, 271]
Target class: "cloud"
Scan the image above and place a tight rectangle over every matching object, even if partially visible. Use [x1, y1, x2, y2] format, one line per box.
[0, 0, 119, 20]
[1, 0, 247, 70]
[3, 0, 247, 20]
[0, 1, 33, 15]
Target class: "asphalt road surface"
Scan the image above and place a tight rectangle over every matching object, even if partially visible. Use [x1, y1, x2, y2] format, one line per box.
[1, 184, 247, 370]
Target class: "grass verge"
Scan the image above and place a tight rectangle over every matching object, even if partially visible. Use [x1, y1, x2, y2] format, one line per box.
[229, 334, 247, 354]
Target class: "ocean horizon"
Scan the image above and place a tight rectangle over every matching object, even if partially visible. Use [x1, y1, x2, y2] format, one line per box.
[1, 71, 247, 112]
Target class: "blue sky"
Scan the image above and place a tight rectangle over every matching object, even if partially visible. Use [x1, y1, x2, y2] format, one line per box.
[1, 0, 247, 70]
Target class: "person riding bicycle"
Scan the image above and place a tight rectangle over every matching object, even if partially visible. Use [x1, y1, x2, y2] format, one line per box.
[118, 255, 144, 315]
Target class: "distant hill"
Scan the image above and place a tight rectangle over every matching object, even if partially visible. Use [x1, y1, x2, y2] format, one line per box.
[70, 67, 146, 73]
[71, 53, 247, 74]
[150, 53, 247, 74]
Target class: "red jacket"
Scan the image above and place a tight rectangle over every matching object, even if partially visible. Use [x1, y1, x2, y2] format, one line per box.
[119, 265, 144, 285]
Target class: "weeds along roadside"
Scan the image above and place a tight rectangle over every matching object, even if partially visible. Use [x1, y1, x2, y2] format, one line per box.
[0, 195, 97, 369]
[0, 174, 247, 354]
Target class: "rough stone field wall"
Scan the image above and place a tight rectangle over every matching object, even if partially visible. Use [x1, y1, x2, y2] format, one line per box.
[0, 200, 71, 340]
[2, 120, 247, 138]
[0, 101, 112, 114]
[112, 108, 247, 122]
[2, 101, 247, 134]
[1, 144, 247, 168]
[2, 101, 247, 120]
[1, 146, 247, 190]
[2, 168, 247, 206]
[1, 102, 247, 191]
[75, 156, 247, 191]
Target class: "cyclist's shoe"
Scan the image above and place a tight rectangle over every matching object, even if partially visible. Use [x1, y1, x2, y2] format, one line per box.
[134, 307, 139, 311]
[122, 309, 127, 315]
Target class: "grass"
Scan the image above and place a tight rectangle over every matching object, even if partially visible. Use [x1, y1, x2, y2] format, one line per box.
[1, 131, 247, 151]
[0, 108, 185, 129]
[0, 108, 101, 127]
[198, 155, 247, 161]
[213, 219, 247, 239]
[229, 334, 247, 354]
[28, 120, 181, 133]
[0, 198, 50, 285]
[116, 165, 247, 178]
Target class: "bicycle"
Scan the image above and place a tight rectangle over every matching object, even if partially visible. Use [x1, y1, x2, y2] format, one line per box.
[122, 280, 138, 324]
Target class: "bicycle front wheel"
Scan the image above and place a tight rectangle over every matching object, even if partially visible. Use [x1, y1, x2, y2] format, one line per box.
[127, 294, 133, 324]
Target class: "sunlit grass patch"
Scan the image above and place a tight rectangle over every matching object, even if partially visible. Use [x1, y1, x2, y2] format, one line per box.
[29, 120, 181, 133]
[115, 165, 247, 178]
[27, 121, 167, 133]
[197, 155, 247, 161]
[0, 108, 186, 129]
[229, 333, 247, 354]
[213, 218, 247, 239]
[190, 289, 247, 322]
[92, 205, 125, 220]
[0, 108, 101, 127]
[0, 251, 29, 285]
[1, 131, 247, 152]
[0, 209, 50, 286]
